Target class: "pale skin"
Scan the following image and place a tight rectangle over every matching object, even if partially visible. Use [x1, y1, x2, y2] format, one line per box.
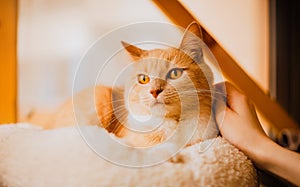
[214, 82, 300, 186]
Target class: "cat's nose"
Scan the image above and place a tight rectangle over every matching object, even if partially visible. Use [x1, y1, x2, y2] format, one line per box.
[150, 88, 163, 98]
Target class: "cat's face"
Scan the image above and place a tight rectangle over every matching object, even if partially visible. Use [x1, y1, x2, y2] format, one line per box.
[123, 23, 213, 123]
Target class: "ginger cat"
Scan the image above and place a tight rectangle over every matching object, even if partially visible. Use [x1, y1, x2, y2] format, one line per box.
[43, 22, 218, 147]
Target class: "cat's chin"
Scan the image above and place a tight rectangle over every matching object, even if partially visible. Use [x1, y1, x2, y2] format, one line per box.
[126, 114, 166, 132]
[130, 114, 152, 122]
[150, 102, 167, 116]
[150, 100, 164, 107]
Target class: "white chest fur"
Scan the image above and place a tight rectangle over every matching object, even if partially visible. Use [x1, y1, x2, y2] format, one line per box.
[126, 114, 218, 147]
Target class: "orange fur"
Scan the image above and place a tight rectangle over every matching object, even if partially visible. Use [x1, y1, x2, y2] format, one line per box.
[30, 22, 217, 147]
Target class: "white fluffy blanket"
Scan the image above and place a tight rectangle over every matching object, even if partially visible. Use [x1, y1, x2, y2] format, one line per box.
[0, 124, 257, 187]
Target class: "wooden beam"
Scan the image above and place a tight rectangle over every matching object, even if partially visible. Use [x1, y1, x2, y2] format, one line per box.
[0, 0, 18, 123]
[153, 0, 299, 130]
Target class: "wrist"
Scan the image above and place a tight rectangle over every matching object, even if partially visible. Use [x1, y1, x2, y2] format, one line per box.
[243, 135, 274, 166]
[250, 136, 300, 186]
[250, 136, 279, 168]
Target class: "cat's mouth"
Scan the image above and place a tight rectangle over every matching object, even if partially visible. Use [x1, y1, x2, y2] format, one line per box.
[149, 100, 167, 118]
[150, 100, 164, 107]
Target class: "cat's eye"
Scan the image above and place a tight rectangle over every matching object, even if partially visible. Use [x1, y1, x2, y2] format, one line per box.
[167, 68, 183, 79]
[137, 74, 150, 84]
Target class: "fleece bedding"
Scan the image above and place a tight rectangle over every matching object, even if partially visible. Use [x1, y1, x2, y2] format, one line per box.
[0, 123, 257, 187]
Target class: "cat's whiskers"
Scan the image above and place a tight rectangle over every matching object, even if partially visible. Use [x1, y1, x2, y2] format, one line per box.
[89, 98, 125, 110]
[178, 94, 226, 104]
[97, 106, 128, 133]
[138, 97, 153, 103]
[109, 112, 128, 133]
[100, 105, 127, 118]
[162, 91, 180, 103]
[179, 89, 226, 96]
[95, 104, 126, 122]
[178, 89, 223, 96]
[93, 104, 125, 117]
[103, 98, 125, 104]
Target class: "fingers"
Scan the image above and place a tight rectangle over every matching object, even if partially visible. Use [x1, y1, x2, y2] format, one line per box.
[214, 82, 249, 114]
[213, 82, 231, 128]
[214, 94, 229, 130]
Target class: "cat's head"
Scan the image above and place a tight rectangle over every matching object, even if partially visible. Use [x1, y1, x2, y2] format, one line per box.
[122, 22, 214, 124]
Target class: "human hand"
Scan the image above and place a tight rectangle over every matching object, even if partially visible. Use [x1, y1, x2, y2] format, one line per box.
[214, 82, 271, 158]
[214, 82, 300, 186]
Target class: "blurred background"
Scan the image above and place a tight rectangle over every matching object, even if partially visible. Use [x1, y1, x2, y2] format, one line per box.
[18, 0, 171, 118]
[17, 0, 269, 120]
[0, 1, 299, 186]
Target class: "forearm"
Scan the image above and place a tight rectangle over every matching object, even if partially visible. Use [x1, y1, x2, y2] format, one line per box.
[253, 138, 300, 186]
[214, 82, 300, 185]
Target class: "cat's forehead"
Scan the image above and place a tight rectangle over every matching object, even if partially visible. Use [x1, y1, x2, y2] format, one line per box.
[134, 48, 189, 76]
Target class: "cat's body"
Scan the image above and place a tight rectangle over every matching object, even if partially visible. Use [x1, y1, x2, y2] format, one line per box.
[6, 23, 258, 186]
[41, 22, 218, 147]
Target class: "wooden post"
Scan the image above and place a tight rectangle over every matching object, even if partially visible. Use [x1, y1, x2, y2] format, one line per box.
[0, 0, 18, 123]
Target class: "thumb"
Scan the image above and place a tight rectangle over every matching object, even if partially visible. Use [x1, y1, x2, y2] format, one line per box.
[213, 89, 228, 127]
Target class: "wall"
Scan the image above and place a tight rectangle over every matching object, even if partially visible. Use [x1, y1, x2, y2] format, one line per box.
[180, 0, 269, 92]
[18, 0, 269, 122]
[18, 0, 172, 118]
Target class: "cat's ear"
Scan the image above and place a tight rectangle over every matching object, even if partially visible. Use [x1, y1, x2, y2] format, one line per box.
[179, 22, 204, 63]
[121, 41, 145, 61]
